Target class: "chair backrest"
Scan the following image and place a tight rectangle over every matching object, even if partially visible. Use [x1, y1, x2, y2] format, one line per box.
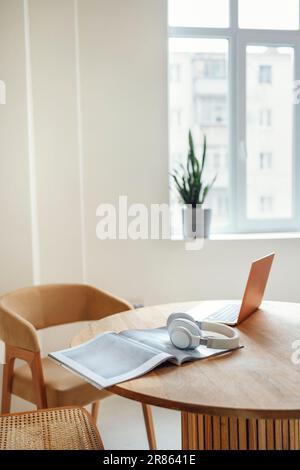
[0, 284, 132, 352]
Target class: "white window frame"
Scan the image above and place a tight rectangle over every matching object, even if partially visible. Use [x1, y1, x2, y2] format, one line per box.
[169, 0, 300, 234]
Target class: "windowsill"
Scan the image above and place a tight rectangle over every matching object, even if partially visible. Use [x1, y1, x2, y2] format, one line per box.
[211, 232, 300, 241]
[172, 232, 300, 242]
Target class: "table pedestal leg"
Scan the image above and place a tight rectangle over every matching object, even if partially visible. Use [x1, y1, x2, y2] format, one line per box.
[181, 413, 300, 450]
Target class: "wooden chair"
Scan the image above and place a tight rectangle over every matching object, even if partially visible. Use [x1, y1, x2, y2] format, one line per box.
[0, 284, 156, 449]
[0, 406, 103, 450]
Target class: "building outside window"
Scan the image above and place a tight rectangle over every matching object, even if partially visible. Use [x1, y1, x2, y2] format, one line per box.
[259, 109, 272, 128]
[196, 96, 227, 127]
[170, 109, 182, 127]
[170, 63, 181, 83]
[213, 153, 221, 171]
[260, 196, 274, 214]
[259, 153, 273, 171]
[196, 57, 227, 79]
[259, 65, 272, 84]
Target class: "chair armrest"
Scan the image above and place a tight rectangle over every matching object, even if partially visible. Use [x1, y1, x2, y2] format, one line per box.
[0, 302, 40, 352]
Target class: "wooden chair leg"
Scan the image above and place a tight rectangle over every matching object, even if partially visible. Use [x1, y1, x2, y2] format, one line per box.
[30, 353, 47, 410]
[1, 345, 47, 413]
[142, 404, 157, 450]
[91, 401, 100, 422]
[90, 401, 105, 449]
[1, 354, 15, 414]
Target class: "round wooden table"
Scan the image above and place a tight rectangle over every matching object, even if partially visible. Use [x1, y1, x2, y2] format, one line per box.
[72, 301, 300, 450]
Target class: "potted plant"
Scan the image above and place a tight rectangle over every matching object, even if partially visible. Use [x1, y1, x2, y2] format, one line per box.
[172, 130, 217, 239]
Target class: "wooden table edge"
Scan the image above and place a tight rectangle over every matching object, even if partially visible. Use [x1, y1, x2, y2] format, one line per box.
[108, 385, 300, 420]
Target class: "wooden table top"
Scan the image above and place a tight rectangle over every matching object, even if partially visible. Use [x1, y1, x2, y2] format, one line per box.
[71, 301, 300, 419]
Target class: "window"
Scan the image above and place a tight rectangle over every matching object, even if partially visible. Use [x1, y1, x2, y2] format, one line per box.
[170, 109, 182, 127]
[216, 193, 229, 217]
[196, 58, 227, 80]
[259, 65, 272, 84]
[196, 97, 227, 126]
[259, 109, 272, 128]
[170, 64, 181, 83]
[260, 196, 274, 215]
[239, 0, 299, 30]
[206, 147, 227, 172]
[213, 153, 221, 171]
[169, 38, 229, 231]
[169, 0, 300, 234]
[169, 0, 229, 28]
[247, 46, 294, 220]
[259, 153, 272, 171]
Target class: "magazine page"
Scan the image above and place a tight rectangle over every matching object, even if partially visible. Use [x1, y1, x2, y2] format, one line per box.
[49, 332, 171, 389]
[121, 327, 234, 365]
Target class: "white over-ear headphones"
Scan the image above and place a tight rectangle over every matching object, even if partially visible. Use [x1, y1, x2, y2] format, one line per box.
[167, 313, 240, 351]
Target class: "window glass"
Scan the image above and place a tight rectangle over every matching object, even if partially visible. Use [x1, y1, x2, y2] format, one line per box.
[169, 1, 299, 233]
[169, 0, 229, 28]
[169, 38, 229, 229]
[239, 0, 299, 30]
[246, 46, 294, 219]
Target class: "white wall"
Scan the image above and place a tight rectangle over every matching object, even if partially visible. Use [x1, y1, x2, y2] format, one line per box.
[28, 0, 84, 283]
[0, 0, 33, 293]
[0, 0, 300, 305]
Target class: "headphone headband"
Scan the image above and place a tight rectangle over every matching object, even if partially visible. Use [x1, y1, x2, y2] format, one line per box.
[198, 320, 240, 349]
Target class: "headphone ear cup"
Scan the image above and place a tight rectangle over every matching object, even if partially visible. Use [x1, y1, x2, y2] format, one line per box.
[170, 327, 193, 350]
[168, 318, 202, 350]
[168, 318, 201, 336]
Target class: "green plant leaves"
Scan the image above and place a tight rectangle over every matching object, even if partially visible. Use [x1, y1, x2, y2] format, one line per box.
[171, 130, 217, 207]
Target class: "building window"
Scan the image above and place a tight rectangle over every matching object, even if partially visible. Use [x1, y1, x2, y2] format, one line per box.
[196, 57, 227, 79]
[171, 109, 182, 127]
[170, 63, 181, 83]
[169, 0, 299, 233]
[216, 194, 229, 217]
[260, 196, 274, 214]
[259, 109, 272, 128]
[259, 153, 272, 170]
[196, 97, 227, 127]
[213, 153, 221, 171]
[206, 147, 227, 172]
[259, 65, 272, 84]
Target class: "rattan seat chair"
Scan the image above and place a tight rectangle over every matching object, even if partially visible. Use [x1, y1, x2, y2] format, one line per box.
[0, 406, 103, 450]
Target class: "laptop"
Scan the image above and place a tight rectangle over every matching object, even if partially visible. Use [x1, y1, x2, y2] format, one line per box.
[191, 253, 275, 326]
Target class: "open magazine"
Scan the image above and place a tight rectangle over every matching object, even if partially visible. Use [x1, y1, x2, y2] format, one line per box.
[49, 326, 240, 389]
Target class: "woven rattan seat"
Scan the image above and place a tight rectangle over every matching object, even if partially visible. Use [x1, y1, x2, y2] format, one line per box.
[0, 407, 103, 450]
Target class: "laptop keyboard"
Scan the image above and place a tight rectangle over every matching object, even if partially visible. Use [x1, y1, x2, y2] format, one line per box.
[205, 304, 241, 323]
